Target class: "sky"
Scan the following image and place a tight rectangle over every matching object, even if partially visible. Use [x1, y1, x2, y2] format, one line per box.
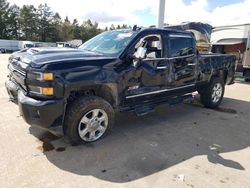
[7, 0, 250, 28]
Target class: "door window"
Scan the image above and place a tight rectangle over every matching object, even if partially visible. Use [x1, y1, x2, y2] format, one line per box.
[135, 35, 163, 59]
[169, 36, 195, 57]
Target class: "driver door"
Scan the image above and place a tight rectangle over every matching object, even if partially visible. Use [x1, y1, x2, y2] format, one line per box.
[122, 33, 170, 105]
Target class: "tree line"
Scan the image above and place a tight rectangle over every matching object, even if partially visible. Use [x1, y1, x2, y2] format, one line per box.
[0, 0, 130, 42]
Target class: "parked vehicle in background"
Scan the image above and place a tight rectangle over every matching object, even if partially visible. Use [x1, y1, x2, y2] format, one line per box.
[56, 40, 83, 48]
[0, 39, 56, 53]
[56, 42, 70, 48]
[34, 42, 57, 48]
[6, 27, 236, 144]
[0, 39, 34, 52]
[211, 24, 250, 81]
[0, 39, 19, 52]
[18, 41, 34, 50]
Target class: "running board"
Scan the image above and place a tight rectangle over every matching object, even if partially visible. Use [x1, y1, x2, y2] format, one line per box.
[133, 94, 194, 116]
[135, 106, 155, 116]
[168, 94, 194, 106]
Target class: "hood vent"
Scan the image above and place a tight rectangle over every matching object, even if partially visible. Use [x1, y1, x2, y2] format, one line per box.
[27, 48, 40, 54]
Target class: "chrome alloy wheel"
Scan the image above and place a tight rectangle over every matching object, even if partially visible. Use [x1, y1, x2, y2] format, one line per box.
[211, 83, 223, 103]
[78, 109, 108, 142]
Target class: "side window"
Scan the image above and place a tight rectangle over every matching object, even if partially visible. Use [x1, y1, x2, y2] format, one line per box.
[169, 36, 194, 57]
[135, 35, 163, 59]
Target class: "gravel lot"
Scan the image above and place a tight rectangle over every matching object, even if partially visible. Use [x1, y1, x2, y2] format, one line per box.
[1, 54, 250, 188]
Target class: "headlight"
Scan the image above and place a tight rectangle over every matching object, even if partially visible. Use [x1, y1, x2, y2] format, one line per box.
[29, 86, 54, 95]
[27, 72, 54, 96]
[28, 72, 54, 81]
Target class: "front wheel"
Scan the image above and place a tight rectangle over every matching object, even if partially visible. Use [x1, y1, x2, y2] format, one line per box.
[198, 77, 225, 108]
[64, 96, 115, 144]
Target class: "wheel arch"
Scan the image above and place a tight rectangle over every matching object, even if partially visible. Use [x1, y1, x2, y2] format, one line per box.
[65, 83, 119, 109]
[209, 68, 228, 84]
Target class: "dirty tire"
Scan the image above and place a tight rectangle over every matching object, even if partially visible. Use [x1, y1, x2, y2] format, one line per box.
[199, 77, 225, 108]
[63, 96, 115, 144]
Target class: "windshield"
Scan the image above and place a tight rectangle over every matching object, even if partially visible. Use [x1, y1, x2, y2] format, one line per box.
[79, 30, 136, 56]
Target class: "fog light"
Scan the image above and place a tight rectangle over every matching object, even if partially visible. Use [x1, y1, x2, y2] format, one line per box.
[41, 87, 54, 95]
[42, 73, 53, 81]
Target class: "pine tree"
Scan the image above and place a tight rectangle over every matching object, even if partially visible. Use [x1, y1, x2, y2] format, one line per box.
[81, 19, 101, 42]
[72, 19, 81, 39]
[19, 5, 38, 40]
[50, 12, 62, 42]
[121, 24, 128, 29]
[59, 16, 73, 41]
[0, 0, 105, 42]
[116, 25, 121, 29]
[7, 4, 20, 39]
[109, 24, 115, 30]
[37, 4, 54, 42]
[0, 0, 9, 38]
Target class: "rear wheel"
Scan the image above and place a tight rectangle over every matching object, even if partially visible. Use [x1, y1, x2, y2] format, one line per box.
[64, 96, 115, 144]
[198, 77, 225, 108]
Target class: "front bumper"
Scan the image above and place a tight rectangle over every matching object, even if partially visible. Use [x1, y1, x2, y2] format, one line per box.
[6, 80, 64, 128]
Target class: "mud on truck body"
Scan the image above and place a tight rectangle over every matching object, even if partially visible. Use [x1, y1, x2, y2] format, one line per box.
[6, 28, 236, 144]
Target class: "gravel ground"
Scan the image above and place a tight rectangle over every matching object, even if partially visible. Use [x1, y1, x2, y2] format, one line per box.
[1, 54, 250, 188]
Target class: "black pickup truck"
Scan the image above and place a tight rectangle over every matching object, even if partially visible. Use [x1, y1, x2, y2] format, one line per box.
[6, 28, 236, 144]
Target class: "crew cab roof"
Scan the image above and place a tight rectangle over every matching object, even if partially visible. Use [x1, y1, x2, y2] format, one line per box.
[126, 27, 194, 37]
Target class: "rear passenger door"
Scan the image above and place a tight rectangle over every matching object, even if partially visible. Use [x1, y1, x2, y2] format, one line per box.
[168, 34, 197, 87]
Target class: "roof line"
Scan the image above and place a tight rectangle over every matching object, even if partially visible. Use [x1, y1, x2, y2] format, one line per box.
[214, 23, 250, 28]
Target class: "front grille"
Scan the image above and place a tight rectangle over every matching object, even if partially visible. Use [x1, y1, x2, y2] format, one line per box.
[8, 61, 27, 92]
[9, 62, 26, 77]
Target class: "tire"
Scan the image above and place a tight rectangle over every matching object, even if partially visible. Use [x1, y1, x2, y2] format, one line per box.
[63, 96, 115, 144]
[198, 77, 225, 108]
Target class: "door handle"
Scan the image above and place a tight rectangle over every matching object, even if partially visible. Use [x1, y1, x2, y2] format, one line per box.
[157, 66, 167, 69]
[188, 63, 196, 66]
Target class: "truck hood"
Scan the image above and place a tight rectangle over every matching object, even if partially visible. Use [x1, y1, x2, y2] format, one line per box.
[10, 47, 115, 68]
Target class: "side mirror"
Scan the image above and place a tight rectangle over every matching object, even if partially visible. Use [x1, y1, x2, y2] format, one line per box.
[133, 47, 147, 68]
[134, 47, 147, 59]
